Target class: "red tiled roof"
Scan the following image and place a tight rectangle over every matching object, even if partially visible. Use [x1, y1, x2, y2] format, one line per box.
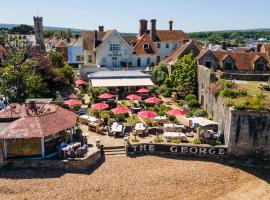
[197, 49, 269, 71]
[0, 103, 77, 139]
[56, 40, 67, 48]
[155, 30, 190, 42]
[133, 33, 157, 55]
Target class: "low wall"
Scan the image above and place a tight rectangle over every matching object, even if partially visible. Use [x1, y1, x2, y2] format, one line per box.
[127, 143, 228, 158]
[1, 147, 101, 170]
[217, 70, 270, 81]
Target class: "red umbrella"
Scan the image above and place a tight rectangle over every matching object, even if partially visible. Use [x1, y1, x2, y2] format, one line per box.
[75, 79, 86, 85]
[137, 88, 149, 93]
[98, 93, 114, 99]
[111, 107, 130, 114]
[126, 94, 142, 100]
[167, 108, 186, 117]
[138, 110, 157, 118]
[145, 97, 161, 104]
[64, 99, 81, 106]
[91, 103, 109, 111]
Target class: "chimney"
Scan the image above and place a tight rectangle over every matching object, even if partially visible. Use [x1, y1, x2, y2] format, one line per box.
[98, 26, 104, 32]
[169, 20, 173, 30]
[139, 19, 148, 36]
[221, 41, 227, 51]
[150, 19, 157, 41]
[93, 30, 98, 49]
[257, 43, 262, 52]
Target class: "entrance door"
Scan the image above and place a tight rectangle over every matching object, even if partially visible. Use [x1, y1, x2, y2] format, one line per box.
[137, 58, 141, 67]
[112, 57, 117, 68]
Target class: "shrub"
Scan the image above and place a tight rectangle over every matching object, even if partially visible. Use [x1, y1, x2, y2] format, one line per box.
[193, 109, 208, 117]
[192, 138, 201, 144]
[153, 136, 164, 143]
[172, 138, 181, 144]
[187, 99, 200, 107]
[210, 139, 222, 146]
[207, 115, 213, 120]
[185, 94, 197, 102]
[178, 100, 188, 106]
[131, 137, 140, 143]
[224, 98, 234, 106]
[168, 115, 176, 122]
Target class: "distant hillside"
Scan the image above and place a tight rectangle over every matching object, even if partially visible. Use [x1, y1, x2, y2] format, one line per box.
[0, 23, 86, 33]
[189, 28, 270, 34]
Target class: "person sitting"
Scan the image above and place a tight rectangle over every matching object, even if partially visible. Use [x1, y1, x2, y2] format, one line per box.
[69, 148, 76, 158]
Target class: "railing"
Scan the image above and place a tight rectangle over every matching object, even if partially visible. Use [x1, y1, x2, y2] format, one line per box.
[80, 64, 153, 72]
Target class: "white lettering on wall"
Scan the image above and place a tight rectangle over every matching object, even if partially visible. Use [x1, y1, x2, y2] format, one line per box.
[170, 146, 178, 153]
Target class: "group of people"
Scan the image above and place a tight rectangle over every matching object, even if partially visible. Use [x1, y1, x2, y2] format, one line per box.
[60, 139, 88, 159]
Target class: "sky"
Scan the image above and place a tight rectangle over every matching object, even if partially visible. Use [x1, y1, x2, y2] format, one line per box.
[1, 0, 270, 33]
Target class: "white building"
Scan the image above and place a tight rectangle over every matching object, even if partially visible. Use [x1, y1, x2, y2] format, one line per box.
[82, 19, 190, 69]
[68, 38, 84, 65]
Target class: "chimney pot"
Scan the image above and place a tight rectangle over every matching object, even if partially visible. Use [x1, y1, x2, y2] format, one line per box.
[257, 43, 262, 52]
[221, 41, 227, 51]
[98, 26, 104, 32]
[169, 20, 173, 30]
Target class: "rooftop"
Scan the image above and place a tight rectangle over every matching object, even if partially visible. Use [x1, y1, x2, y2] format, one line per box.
[88, 70, 151, 79]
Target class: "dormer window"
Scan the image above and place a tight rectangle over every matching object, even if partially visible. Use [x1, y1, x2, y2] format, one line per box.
[144, 43, 149, 49]
[223, 55, 234, 70]
[254, 57, 267, 71]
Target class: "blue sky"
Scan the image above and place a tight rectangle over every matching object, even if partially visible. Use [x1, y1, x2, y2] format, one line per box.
[1, 0, 270, 32]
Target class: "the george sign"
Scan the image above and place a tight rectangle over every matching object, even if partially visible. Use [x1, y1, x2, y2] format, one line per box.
[127, 144, 227, 156]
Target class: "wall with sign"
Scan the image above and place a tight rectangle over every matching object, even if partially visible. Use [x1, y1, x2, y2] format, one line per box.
[127, 143, 228, 157]
[96, 31, 133, 68]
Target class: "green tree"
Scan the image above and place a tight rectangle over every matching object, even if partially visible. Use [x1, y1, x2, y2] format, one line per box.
[169, 53, 197, 95]
[10, 24, 33, 34]
[153, 62, 169, 86]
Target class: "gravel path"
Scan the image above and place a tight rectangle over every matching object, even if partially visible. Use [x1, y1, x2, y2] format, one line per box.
[0, 156, 269, 200]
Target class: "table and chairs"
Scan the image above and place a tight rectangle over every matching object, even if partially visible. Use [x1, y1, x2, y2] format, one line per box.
[59, 142, 87, 159]
[135, 122, 147, 136]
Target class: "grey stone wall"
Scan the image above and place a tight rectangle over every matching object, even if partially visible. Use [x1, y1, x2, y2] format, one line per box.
[198, 65, 270, 159]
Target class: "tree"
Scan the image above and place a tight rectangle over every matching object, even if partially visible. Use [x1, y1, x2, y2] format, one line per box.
[153, 62, 169, 86]
[168, 53, 197, 95]
[10, 24, 33, 34]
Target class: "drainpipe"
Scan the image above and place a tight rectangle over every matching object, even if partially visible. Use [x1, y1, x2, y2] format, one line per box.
[41, 137, 45, 159]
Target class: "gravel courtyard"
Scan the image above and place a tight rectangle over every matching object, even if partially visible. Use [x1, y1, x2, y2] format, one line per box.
[0, 156, 269, 200]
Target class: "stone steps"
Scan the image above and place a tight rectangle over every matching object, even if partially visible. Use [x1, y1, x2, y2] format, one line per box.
[103, 146, 126, 157]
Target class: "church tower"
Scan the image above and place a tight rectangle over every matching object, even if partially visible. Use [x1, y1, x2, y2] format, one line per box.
[33, 16, 45, 49]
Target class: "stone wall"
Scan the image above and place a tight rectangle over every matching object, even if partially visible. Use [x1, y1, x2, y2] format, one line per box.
[198, 65, 270, 159]
[0, 141, 3, 167]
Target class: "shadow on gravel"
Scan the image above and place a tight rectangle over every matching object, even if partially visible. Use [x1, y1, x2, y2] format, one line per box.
[128, 153, 270, 184]
[0, 154, 106, 179]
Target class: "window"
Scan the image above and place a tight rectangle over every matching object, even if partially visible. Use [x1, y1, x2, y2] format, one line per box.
[144, 43, 149, 49]
[101, 57, 107, 65]
[255, 63, 265, 71]
[205, 61, 212, 68]
[224, 62, 233, 70]
[76, 56, 81, 61]
[147, 58, 151, 65]
[157, 43, 161, 48]
[88, 55, 93, 62]
[166, 43, 169, 48]
[157, 56, 161, 64]
[137, 58, 141, 67]
[109, 44, 121, 51]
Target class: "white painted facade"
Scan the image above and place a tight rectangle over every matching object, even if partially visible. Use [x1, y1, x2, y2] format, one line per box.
[68, 39, 84, 65]
[132, 54, 157, 67]
[155, 42, 180, 60]
[95, 30, 133, 68]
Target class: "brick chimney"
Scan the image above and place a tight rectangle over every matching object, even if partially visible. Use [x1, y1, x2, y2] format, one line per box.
[93, 30, 98, 49]
[150, 19, 157, 41]
[139, 19, 148, 36]
[98, 26, 104, 32]
[169, 20, 173, 30]
[221, 41, 227, 51]
[257, 43, 262, 52]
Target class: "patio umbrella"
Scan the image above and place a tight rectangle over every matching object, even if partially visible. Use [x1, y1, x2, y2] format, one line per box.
[145, 97, 161, 104]
[136, 88, 149, 93]
[98, 93, 114, 99]
[167, 108, 186, 117]
[64, 99, 81, 106]
[75, 79, 86, 85]
[126, 94, 142, 100]
[91, 103, 109, 111]
[111, 107, 130, 114]
[138, 110, 157, 119]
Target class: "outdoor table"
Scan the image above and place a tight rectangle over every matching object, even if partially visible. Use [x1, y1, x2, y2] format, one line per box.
[163, 123, 185, 132]
[135, 123, 146, 131]
[79, 115, 98, 125]
[60, 142, 81, 159]
[111, 124, 123, 133]
[154, 116, 167, 121]
[131, 106, 143, 113]
[163, 132, 186, 140]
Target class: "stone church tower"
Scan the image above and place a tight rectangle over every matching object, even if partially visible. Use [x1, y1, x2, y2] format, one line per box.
[33, 16, 45, 49]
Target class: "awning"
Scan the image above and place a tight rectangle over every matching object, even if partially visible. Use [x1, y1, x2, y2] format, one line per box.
[187, 117, 219, 127]
[91, 78, 154, 87]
